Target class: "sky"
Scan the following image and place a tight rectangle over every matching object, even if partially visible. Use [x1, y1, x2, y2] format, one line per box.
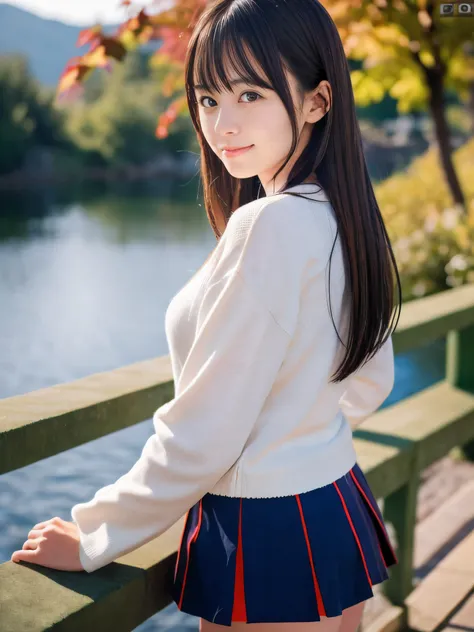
[3, 0, 142, 25]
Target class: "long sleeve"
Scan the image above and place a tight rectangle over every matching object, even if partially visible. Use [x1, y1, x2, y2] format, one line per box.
[71, 265, 294, 573]
[338, 334, 395, 428]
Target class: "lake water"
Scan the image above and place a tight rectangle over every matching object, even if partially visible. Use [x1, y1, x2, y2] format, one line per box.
[0, 181, 445, 631]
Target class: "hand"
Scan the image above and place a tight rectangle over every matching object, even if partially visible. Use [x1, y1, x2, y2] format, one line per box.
[11, 516, 84, 571]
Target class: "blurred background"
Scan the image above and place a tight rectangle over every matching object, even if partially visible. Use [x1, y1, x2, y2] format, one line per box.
[0, 1, 473, 630]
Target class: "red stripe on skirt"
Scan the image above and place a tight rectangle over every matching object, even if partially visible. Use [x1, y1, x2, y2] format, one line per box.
[178, 500, 203, 610]
[333, 481, 373, 586]
[295, 494, 327, 617]
[232, 498, 248, 622]
[349, 469, 399, 564]
[174, 510, 190, 582]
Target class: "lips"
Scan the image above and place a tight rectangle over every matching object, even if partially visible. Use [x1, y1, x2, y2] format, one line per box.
[222, 145, 254, 157]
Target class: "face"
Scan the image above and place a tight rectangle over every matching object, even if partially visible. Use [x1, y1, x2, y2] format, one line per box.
[193, 57, 331, 196]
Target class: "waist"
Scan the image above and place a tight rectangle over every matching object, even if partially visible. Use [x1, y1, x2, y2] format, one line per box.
[209, 416, 357, 498]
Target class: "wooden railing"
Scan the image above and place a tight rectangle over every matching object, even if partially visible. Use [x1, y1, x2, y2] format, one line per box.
[1, 284, 474, 632]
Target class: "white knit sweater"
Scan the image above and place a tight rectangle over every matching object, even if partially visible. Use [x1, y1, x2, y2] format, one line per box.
[71, 183, 395, 573]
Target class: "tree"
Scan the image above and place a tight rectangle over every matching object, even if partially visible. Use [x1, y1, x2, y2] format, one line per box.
[57, 0, 472, 210]
[0, 55, 65, 174]
[328, 0, 473, 210]
[63, 50, 195, 165]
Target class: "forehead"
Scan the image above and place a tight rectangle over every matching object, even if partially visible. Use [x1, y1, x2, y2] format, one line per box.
[191, 37, 274, 94]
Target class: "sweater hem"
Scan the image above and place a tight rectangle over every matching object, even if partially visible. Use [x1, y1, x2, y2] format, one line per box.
[209, 418, 358, 499]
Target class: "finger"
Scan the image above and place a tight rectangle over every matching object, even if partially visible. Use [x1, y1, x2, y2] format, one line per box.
[32, 517, 61, 530]
[27, 528, 43, 540]
[32, 521, 50, 530]
[22, 538, 40, 551]
[11, 549, 39, 563]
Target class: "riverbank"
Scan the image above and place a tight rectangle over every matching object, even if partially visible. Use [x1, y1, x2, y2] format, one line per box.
[0, 150, 198, 191]
[2, 115, 459, 192]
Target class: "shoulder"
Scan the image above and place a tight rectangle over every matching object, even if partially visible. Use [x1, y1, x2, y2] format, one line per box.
[210, 192, 338, 282]
[224, 192, 331, 249]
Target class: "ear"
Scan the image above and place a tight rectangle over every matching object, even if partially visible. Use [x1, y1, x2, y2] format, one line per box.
[305, 80, 332, 124]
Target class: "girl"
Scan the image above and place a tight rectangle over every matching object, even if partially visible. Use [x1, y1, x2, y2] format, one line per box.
[12, 0, 402, 630]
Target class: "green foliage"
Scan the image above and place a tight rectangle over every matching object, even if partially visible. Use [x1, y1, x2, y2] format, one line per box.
[62, 50, 195, 166]
[0, 51, 196, 174]
[377, 137, 474, 302]
[338, 5, 474, 115]
[0, 54, 65, 174]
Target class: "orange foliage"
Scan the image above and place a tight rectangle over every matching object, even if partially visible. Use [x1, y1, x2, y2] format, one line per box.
[57, 0, 208, 136]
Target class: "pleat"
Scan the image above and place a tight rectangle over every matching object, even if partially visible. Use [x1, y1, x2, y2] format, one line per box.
[231, 498, 248, 622]
[172, 494, 240, 626]
[240, 494, 322, 623]
[350, 464, 398, 566]
[295, 494, 326, 617]
[297, 477, 376, 616]
[173, 507, 196, 600]
[335, 474, 389, 586]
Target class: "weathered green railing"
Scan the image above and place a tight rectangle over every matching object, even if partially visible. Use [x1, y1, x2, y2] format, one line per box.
[1, 284, 474, 632]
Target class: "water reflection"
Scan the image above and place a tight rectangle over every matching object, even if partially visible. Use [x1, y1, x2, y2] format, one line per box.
[0, 181, 216, 400]
[0, 180, 209, 243]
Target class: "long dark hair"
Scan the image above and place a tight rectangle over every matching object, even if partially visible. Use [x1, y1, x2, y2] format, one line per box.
[183, 0, 401, 383]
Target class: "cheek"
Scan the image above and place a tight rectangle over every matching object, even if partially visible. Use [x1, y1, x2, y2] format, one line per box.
[198, 113, 214, 147]
[256, 105, 294, 152]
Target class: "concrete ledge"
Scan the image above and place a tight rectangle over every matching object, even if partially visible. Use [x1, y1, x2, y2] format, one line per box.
[0, 518, 184, 632]
[0, 356, 174, 474]
[393, 283, 474, 354]
[354, 381, 474, 498]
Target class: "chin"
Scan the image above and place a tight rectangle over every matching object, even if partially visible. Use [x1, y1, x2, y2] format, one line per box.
[223, 164, 258, 179]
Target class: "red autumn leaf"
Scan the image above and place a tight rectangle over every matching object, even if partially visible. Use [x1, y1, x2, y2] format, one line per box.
[156, 124, 169, 139]
[58, 0, 208, 136]
[155, 95, 188, 138]
[56, 81, 85, 104]
[62, 56, 83, 72]
[57, 63, 90, 98]
[77, 25, 102, 48]
[158, 26, 191, 63]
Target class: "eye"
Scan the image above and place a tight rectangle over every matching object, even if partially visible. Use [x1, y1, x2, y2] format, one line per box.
[197, 91, 262, 108]
[198, 96, 217, 108]
[241, 91, 261, 103]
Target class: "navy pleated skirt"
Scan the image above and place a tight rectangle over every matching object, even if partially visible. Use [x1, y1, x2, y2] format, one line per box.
[172, 463, 397, 626]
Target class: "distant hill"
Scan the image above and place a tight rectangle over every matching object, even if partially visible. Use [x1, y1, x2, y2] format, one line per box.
[0, 3, 115, 86]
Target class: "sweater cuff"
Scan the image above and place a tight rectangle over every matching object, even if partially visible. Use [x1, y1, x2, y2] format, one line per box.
[73, 514, 112, 573]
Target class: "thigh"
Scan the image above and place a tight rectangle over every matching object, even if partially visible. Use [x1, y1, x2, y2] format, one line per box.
[199, 599, 367, 632]
[200, 616, 342, 632]
[339, 601, 366, 632]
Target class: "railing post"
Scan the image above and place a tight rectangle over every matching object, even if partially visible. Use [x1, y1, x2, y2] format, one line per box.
[381, 464, 420, 610]
[446, 325, 474, 460]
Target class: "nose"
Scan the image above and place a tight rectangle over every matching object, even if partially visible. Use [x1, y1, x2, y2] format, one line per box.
[213, 106, 240, 136]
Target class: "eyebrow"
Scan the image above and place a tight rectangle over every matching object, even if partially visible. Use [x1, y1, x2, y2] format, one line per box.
[193, 79, 256, 91]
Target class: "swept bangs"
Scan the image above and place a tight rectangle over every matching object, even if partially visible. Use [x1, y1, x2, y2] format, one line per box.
[189, 11, 284, 100]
